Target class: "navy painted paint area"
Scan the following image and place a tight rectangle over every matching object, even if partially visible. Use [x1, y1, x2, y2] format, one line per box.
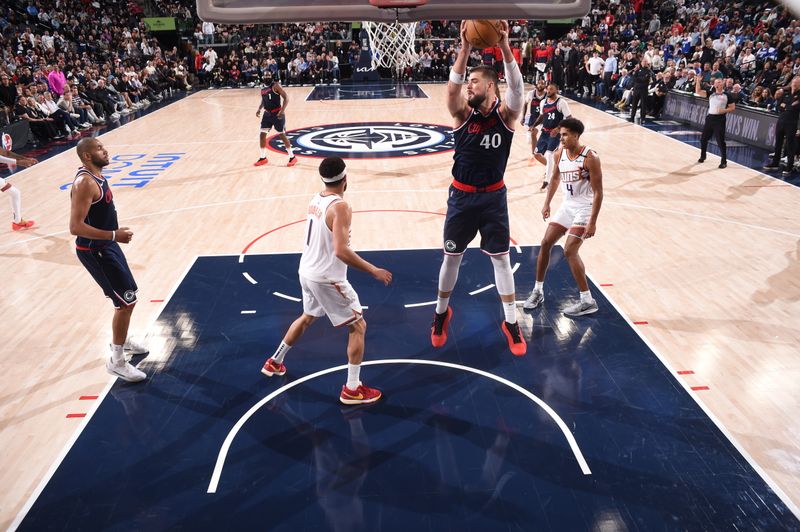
[308, 82, 428, 101]
[18, 248, 799, 531]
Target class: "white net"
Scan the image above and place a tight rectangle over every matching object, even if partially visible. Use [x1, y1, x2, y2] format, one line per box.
[362, 20, 419, 70]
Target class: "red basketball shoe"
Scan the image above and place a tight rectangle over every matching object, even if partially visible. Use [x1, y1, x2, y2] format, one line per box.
[340, 383, 382, 405]
[12, 219, 34, 231]
[253, 157, 269, 167]
[501, 321, 527, 356]
[261, 358, 286, 377]
[287, 156, 298, 167]
[430, 306, 452, 348]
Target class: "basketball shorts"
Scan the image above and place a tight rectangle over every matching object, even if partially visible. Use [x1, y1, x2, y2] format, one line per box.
[526, 112, 540, 128]
[0, 176, 8, 188]
[299, 275, 363, 327]
[535, 132, 561, 154]
[260, 112, 285, 133]
[76, 242, 138, 309]
[443, 185, 510, 255]
[550, 201, 592, 232]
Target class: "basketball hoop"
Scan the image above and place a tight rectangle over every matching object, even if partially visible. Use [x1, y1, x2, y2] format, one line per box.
[363, 0, 426, 70]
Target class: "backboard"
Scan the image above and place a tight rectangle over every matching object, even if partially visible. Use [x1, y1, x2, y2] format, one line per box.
[196, 0, 591, 24]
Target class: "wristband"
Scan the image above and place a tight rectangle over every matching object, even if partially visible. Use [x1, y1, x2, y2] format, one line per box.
[449, 69, 466, 84]
[111, 230, 116, 242]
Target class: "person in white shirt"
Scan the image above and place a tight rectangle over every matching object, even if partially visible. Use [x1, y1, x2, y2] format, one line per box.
[202, 21, 215, 44]
[586, 51, 605, 97]
[261, 157, 393, 405]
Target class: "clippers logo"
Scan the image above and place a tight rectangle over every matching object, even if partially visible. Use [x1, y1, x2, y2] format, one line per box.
[123, 290, 136, 302]
[1, 133, 11, 151]
[444, 240, 457, 252]
[269, 122, 454, 159]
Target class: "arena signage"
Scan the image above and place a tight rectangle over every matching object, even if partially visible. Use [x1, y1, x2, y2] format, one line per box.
[663, 91, 777, 150]
[269, 122, 454, 159]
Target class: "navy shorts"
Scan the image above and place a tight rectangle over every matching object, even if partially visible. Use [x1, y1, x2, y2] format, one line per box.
[260, 112, 285, 132]
[536, 131, 561, 154]
[443, 185, 510, 255]
[77, 242, 138, 308]
[526, 112, 539, 128]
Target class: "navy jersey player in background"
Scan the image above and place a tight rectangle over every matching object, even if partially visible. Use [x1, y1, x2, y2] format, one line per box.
[69, 138, 148, 382]
[530, 82, 572, 190]
[254, 71, 297, 167]
[430, 20, 527, 357]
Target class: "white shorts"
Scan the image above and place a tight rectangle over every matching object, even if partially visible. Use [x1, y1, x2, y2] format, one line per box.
[550, 202, 592, 232]
[299, 275, 363, 327]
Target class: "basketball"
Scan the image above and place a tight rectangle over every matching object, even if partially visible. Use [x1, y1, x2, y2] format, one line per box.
[465, 20, 503, 49]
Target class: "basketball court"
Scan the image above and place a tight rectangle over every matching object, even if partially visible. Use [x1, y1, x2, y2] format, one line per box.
[2, 0, 800, 530]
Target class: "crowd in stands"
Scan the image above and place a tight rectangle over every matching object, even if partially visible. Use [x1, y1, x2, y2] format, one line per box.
[516, 0, 799, 121]
[2, 0, 798, 150]
[0, 0, 193, 147]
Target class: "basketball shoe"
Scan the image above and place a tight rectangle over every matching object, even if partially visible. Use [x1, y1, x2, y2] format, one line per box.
[523, 289, 544, 309]
[106, 356, 146, 382]
[501, 321, 527, 356]
[431, 306, 452, 347]
[261, 358, 287, 377]
[287, 156, 298, 167]
[339, 383, 382, 405]
[253, 157, 269, 167]
[11, 219, 35, 231]
[563, 299, 599, 316]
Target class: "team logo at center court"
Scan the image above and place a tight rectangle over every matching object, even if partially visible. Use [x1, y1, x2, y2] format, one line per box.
[268, 122, 454, 159]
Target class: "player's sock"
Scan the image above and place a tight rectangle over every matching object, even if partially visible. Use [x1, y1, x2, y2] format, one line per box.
[259, 147, 267, 158]
[535, 281, 544, 292]
[286, 146, 294, 157]
[271, 341, 291, 364]
[110, 343, 125, 364]
[5, 185, 22, 223]
[346, 363, 361, 390]
[502, 301, 517, 324]
[580, 290, 593, 303]
[435, 296, 449, 315]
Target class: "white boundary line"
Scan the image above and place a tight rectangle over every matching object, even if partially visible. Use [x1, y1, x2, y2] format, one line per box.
[240, 310, 257, 315]
[242, 272, 257, 285]
[588, 275, 800, 520]
[272, 291, 300, 302]
[404, 300, 437, 308]
[206, 357, 592, 493]
[7, 255, 199, 532]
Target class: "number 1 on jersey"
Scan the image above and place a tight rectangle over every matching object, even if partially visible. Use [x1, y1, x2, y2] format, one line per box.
[305, 219, 313, 245]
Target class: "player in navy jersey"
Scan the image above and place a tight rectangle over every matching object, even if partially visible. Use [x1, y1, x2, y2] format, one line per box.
[530, 83, 572, 189]
[521, 79, 546, 178]
[254, 72, 297, 167]
[70, 138, 148, 383]
[430, 20, 527, 356]
[1, 138, 38, 231]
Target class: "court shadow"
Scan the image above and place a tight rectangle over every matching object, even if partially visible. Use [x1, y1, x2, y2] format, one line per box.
[751, 240, 800, 305]
[0, 234, 74, 265]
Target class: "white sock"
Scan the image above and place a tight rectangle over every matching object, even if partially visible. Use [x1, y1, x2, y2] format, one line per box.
[110, 343, 124, 364]
[346, 363, 361, 390]
[435, 296, 449, 315]
[259, 147, 267, 158]
[271, 341, 291, 364]
[286, 145, 294, 157]
[502, 301, 517, 324]
[7, 185, 22, 223]
[535, 281, 544, 293]
[580, 290, 592, 303]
